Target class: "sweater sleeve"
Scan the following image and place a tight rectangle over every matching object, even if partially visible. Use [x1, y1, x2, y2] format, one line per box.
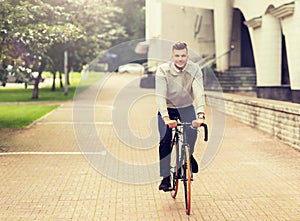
[155, 65, 169, 118]
[192, 66, 205, 114]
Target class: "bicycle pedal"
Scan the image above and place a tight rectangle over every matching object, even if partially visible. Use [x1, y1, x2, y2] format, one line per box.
[180, 177, 194, 181]
[163, 187, 174, 192]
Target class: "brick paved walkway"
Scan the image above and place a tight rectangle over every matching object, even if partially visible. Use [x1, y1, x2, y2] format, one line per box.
[0, 73, 299, 220]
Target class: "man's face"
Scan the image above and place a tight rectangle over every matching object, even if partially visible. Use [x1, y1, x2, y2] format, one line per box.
[172, 48, 188, 68]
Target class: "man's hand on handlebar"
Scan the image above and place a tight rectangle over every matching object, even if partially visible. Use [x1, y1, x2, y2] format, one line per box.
[163, 116, 205, 128]
[192, 118, 205, 128]
[163, 116, 177, 128]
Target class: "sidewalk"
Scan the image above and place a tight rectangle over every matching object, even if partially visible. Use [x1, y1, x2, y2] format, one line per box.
[0, 73, 299, 220]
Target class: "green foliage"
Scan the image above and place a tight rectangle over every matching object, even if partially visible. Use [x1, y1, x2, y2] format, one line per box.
[113, 0, 145, 41]
[65, 0, 127, 71]
[0, 0, 127, 82]
[0, 0, 82, 68]
[0, 0, 84, 97]
[0, 105, 59, 128]
[0, 0, 145, 128]
[0, 0, 145, 98]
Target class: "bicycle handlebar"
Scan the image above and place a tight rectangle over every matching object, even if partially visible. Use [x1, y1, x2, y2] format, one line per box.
[176, 122, 208, 142]
[201, 123, 208, 142]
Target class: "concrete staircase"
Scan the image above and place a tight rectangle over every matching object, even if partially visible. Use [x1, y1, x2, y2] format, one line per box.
[215, 67, 256, 92]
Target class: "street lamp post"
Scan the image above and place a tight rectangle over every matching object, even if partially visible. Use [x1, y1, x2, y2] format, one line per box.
[64, 50, 68, 96]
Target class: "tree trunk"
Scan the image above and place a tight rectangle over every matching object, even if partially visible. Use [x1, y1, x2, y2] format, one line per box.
[51, 70, 56, 91]
[67, 73, 70, 85]
[32, 58, 46, 99]
[32, 74, 41, 99]
[59, 71, 63, 88]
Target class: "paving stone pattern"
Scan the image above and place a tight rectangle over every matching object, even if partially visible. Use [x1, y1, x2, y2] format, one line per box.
[0, 73, 299, 220]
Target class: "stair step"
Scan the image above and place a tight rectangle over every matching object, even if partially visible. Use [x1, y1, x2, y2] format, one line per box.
[213, 67, 256, 92]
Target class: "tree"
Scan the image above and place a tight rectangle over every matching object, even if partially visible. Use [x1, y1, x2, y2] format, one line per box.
[69, 0, 127, 67]
[113, 0, 145, 42]
[46, 0, 127, 91]
[0, 0, 82, 98]
[0, 0, 127, 98]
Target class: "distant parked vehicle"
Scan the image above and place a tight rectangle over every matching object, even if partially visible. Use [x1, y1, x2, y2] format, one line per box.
[118, 63, 145, 74]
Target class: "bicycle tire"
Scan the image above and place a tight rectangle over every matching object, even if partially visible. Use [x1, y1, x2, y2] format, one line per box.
[183, 145, 191, 215]
[170, 141, 179, 198]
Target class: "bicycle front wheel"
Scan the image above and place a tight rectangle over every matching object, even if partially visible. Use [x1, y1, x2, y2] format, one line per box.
[183, 145, 191, 215]
[170, 141, 179, 198]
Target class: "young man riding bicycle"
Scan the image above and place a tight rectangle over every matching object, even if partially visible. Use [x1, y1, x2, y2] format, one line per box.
[155, 41, 206, 191]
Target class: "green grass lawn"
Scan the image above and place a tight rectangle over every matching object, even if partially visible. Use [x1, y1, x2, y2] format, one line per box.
[0, 71, 104, 102]
[0, 72, 81, 102]
[0, 105, 59, 128]
[0, 71, 104, 128]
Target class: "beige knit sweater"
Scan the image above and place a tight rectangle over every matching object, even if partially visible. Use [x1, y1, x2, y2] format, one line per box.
[155, 60, 205, 118]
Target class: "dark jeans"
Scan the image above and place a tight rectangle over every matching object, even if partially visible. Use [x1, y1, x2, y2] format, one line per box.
[158, 105, 197, 178]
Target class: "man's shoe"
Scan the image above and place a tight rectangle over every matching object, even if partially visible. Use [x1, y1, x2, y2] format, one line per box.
[159, 176, 171, 191]
[191, 155, 198, 173]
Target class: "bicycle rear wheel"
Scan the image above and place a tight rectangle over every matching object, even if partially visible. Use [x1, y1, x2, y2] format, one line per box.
[170, 141, 179, 198]
[183, 145, 191, 215]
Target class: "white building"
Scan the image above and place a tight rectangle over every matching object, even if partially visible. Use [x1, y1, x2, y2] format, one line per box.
[145, 0, 300, 103]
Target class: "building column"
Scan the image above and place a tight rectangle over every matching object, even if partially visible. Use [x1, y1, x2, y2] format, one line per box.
[256, 14, 282, 87]
[145, 0, 162, 39]
[252, 14, 284, 100]
[145, 0, 164, 69]
[280, 2, 300, 103]
[213, 0, 233, 72]
[246, 12, 286, 100]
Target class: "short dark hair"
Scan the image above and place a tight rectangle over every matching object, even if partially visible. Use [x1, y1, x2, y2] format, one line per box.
[172, 41, 188, 52]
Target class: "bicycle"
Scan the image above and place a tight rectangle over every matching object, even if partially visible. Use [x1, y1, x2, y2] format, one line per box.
[169, 120, 208, 215]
